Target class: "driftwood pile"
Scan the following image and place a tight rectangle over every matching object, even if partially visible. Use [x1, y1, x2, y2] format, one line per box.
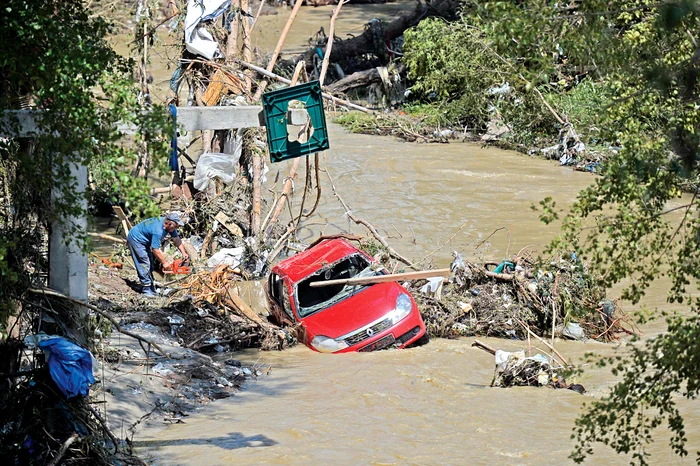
[174, 265, 294, 351]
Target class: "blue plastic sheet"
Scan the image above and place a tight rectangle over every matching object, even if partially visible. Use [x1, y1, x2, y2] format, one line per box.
[39, 337, 95, 399]
[169, 103, 179, 172]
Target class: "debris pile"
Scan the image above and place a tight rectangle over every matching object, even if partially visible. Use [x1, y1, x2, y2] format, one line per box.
[102, 318, 268, 404]
[471, 340, 586, 392]
[493, 350, 564, 388]
[174, 265, 295, 351]
[409, 251, 636, 342]
[491, 349, 585, 392]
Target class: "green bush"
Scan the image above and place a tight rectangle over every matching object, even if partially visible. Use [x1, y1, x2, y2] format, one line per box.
[403, 18, 504, 129]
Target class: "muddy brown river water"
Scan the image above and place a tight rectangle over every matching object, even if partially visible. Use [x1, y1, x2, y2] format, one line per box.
[134, 124, 700, 465]
[124, 3, 699, 464]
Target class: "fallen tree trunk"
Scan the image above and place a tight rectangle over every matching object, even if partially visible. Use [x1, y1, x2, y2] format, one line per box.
[328, 62, 405, 94]
[287, 0, 460, 67]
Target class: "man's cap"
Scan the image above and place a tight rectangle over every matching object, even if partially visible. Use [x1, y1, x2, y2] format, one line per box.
[165, 212, 184, 226]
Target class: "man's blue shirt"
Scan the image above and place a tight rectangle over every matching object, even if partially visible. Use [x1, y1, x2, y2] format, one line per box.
[127, 217, 179, 250]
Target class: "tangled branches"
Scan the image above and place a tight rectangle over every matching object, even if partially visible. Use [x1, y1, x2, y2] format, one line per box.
[409, 252, 637, 341]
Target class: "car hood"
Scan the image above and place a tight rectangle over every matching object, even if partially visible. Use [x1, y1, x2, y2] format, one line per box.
[299, 282, 406, 339]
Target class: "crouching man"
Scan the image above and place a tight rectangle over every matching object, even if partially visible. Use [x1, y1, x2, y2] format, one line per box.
[127, 212, 189, 297]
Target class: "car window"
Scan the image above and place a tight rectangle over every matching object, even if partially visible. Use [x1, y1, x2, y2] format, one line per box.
[296, 254, 377, 318]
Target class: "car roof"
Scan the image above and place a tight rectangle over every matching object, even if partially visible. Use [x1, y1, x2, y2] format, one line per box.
[273, 238, 368, 284]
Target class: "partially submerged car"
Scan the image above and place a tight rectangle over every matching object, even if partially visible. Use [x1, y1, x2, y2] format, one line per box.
[265, 238, 427, 353]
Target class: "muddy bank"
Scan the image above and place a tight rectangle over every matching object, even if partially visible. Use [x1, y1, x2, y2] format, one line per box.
[88, 264, 273, 442]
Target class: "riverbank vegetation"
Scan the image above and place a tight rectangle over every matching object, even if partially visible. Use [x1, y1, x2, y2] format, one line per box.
[0, 0, 172, 462]
[398, 1, 700, 464]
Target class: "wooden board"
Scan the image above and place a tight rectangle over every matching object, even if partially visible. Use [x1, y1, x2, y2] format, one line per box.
[2, 108, 312, 136]
[202, 69, 244, 106]
[214, 211, 244, 237]
[309, 268, 451, 288]
[112, 206, 132, 237]
[223, 285, 269, 328]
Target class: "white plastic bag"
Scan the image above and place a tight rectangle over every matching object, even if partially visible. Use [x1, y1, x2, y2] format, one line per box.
[184, 0, 230, 59]
[194, 152, 238, 191]
[207, 247, 245, 268]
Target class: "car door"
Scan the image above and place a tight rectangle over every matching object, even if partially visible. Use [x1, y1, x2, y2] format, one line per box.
[268, 272, 296, 326]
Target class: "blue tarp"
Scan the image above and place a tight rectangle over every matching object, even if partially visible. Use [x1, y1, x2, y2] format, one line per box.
[169, 103, 179, 172]
[38, 337, 95, 399]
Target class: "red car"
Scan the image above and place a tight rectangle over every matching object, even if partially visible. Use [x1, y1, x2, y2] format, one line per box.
[265, 238, 427, 353]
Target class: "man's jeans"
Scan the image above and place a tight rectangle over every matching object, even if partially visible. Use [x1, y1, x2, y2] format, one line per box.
[127, 240, 154, 289]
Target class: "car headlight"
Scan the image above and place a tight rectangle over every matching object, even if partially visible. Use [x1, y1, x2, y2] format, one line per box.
[311, 335, 349, 353]
[390, 293, 413, 324]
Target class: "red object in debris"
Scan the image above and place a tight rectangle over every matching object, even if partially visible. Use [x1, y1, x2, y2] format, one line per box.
[164, 258, 191, 275]
[100, 258, 123, 269]
[265, 238, 427, 353]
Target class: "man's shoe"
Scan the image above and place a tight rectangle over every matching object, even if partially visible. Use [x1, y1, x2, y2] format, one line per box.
[141, 287, 158, 298]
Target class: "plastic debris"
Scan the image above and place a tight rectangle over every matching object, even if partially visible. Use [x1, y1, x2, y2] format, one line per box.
[492, 350, 555, 388]
[206, 247, 245, 268]
[493, 260, 514, 274]
[184, 0, 231, 59]
[420, 277, 445, 294]
[188, 235, 204, 252]
[23, 333, 62, 348]
[152, 363, 173, 376]
[487, 82, 511, 95]
[562, 322, 585, 340]
[38, 337, 95, 399]
[193, 152, 239, 191]
[168, 314, 185, 335]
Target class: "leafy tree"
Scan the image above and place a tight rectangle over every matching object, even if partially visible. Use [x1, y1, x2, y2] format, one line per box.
[550, 2, 700, 464]
[404, 0, 699, 463]
[0, 0, 170, 337]
[402, 3, 600, 146]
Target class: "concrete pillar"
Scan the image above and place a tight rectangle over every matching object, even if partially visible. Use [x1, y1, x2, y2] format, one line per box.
[49, 162, 88, 302]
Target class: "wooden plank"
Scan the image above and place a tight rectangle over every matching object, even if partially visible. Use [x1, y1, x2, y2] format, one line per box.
[176, 106, 309, 131]
[88, 232, 126, 244]
[309, 268, 452, 288]
[202, 70, 227, 107]
[214, 211, 243, 237]
[177, 106, 263, 130]
[202, 69, 244, 106]
[112, 206, 132, 236]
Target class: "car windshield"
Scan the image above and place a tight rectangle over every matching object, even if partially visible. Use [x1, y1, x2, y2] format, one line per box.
[296, 254, 378, 318]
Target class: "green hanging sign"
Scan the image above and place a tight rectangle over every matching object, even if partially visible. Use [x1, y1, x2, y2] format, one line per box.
[262, 81, 330, 163]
